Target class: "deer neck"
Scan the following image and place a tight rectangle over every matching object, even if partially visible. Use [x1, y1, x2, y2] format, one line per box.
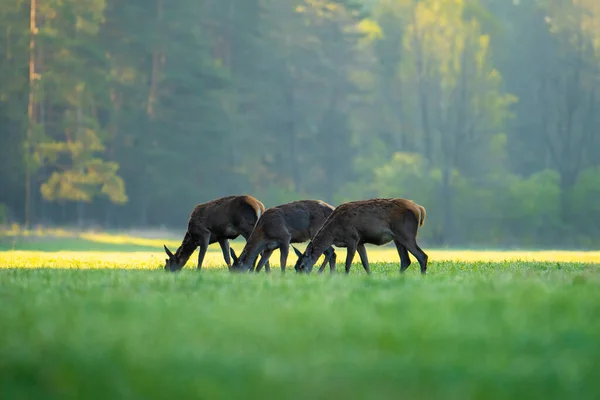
[307, 231, 334, 262]
[240, 238, 266, 269]
[174, 231, 196, 267]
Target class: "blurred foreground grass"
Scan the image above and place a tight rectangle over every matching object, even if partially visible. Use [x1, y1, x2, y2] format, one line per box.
[1, 231, 600, 399]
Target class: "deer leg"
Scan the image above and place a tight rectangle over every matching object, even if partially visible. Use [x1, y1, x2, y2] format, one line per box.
[247, 254, 257, 273]
[328, 250, 337, 273]
[255, 249, 274, 273]
[279, 242, 289, 273]
[344, 243, 357, 275]
[356, 243, 371, 275]
[256, 250, 271, 273]
[218, 239, 231, 270]
[317, 252, 328, 274]
[394, 239, 411, 273]
[318, 246, 335, 274]
[263, 252, 271, 273]
[403, 239, 428, 275]
[255, 250, 271, 272]
[196, 235, 210, 270]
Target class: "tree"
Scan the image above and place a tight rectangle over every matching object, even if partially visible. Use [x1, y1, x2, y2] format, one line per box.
[0, 0, 29, 223]
[538, 0, 600, 228]
[352, 0, 515, 244]
[27, 0, 127, 226]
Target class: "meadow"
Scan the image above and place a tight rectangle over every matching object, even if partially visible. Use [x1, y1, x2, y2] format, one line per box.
[1, 230, 600, 399]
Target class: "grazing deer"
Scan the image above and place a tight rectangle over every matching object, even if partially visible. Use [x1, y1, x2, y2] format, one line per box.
[163, 195, 268, 272]
[229, 200, 337, 273]
[294, 198, 428, 275]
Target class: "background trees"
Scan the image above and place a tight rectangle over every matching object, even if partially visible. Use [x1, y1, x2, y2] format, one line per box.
[1, 0, 599, 248]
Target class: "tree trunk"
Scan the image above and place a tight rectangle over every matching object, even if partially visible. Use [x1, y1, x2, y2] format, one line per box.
[77, 202, 85, 229]
[411, 12, 432, 163]
[104, 203, 113, 230]
[139, 195, 149, 227]
[25, 0, 37, 228]
[440, 165, 454, 246]
[147, 0, 163, 118]
[283, 48, 300, 192]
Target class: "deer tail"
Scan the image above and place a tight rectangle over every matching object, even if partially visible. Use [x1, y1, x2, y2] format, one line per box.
[249, 200, 263, 222]
[417, 205, 426, 227]
[406, 202, 426, 228]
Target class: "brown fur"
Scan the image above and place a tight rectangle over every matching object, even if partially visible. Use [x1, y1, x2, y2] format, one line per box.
[295, 198, 429, 275]
[163, 195, 266, 271]
[230, 200, 337, 273]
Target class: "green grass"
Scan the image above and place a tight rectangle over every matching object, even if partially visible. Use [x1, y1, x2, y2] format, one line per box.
[1, 241, 600, 399]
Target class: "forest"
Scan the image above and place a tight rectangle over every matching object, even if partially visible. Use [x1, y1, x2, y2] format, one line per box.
[1, 0, 599, 248]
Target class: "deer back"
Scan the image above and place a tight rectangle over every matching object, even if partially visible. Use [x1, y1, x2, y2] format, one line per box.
[310, 198, 424, 244]
[188, 195, 264, 234]
[262, 200, 334, 241]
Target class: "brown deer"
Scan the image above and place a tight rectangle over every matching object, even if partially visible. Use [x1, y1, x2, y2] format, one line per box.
[163, 195, 268, 272]
[294, 198, 428, 275]
[229, 199, 337, 273]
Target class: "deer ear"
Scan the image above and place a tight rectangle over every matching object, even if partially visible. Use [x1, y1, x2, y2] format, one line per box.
[164, 245, 174, 258]
[292, 245, 303, 258]
[230, 248, 239, 263]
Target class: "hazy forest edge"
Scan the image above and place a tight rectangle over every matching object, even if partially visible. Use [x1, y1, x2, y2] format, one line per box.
[1, 0, 599, 249]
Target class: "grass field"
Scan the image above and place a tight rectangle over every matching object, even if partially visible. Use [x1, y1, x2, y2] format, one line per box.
[1, 231, 600, 399]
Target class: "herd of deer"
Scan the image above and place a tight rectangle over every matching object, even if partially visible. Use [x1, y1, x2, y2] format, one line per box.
[163, 195, 429, 275]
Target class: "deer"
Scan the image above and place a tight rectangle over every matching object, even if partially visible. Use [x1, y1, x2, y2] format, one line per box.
[229, 199, 337, 274]
[294, 198, 428, 275]
[163, 195, 269, 272]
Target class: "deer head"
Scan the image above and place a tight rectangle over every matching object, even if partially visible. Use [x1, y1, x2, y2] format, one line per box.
[292, 245, 316, 273]
[229, 248, 250, 273]
[292, 246, 304, 273]
[163, 244, 183, 272]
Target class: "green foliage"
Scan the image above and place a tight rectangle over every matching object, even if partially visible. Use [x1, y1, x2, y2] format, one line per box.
[570, 167, 600, 241]
[371, 152, 439, 206]
[362, 160, 571, 246]
[41, 159, 127, 204]
[504, 170, 561, 229]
